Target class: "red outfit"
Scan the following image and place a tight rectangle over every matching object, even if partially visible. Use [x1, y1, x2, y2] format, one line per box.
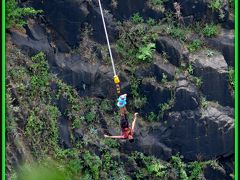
[121, 128, 133, 139]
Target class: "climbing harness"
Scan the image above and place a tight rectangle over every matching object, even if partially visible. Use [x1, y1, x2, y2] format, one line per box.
[97, 0, 121, 94]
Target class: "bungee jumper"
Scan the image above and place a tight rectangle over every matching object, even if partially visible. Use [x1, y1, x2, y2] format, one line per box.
[104, 94, 138, 142]
[104, 112, 138, 142]
[97, 0, 138, 141]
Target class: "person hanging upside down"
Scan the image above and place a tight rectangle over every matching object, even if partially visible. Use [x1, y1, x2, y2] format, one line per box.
[104, 112, 138, 142]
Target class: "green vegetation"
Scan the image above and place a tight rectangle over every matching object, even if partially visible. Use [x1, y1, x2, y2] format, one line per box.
[188, 63, 194, 75]
[148, 0, 168, 12]
[136, 43, 156, 62]
[85, 111, 96, 123]
[228, 67, 234, 90]
[116, 15, 157, 65]
[103, 138, 119, 148]
[207, 0, 226, 19]
[228, 0, 234, 11]
[166, 24, 187, 42]
[187, 39, 202, 52]
[130, 76, 141, 98]
[202, 24, 219, 37]
[6, 0, 42, 29]
[131, 13, 144, 24]
[129, 76, 147, 109]
[146, 18, 157, 26]
[131, 151, 168, 179]
[149, 0, 167, 6]
[130, 152, 220, 180]
[72, 116, 84, 129]
[161, 73, 168, 84]
[100, 99, 113, 112]
[208, 0, 221, 11]
[132, 96, 147, 109]
[171, 154, 188, 180]
[147, 112, 158, 122]
[200, 97, 208, 108]
[83, 151, 102, 180]
[159, 93, 175, 119]
[192, 76, 202, 88]
[29, 52, 50, 97]
[206, 49, 215, 57]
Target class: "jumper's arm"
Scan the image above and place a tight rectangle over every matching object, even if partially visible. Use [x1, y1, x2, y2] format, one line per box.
[104, 134, 125, 139]
[131, 113, 138, 134]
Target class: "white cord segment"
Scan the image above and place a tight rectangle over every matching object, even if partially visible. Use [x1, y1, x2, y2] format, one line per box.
[97, 0, 117, 76]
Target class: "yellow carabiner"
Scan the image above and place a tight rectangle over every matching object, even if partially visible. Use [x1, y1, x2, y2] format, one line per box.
[114, 75, 120, 84]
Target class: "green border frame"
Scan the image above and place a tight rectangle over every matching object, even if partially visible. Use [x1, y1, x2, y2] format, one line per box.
[1, 1, 238, 180]
[2, 0, 6, 179]
[234, 0, 239, 179]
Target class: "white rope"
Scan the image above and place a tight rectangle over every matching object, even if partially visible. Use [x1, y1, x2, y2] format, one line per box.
[97, 0, 117, 76]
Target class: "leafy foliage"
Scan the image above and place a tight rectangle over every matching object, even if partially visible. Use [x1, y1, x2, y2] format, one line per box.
[82, 151, 102, 180]
[146, 18, 157, 26]
[129, 76, 147, 109]
[116, 17, 157, 65]
[192, 76, 202, 88]
[159, 93, 175, 118]
[188, 64, 194, 75]
[147, 112, 158, 122]
[208, 0, 221, 11]
[165, 24, 187, 42]
[171, 154, 188, 180]
[200, 97, 208, 109]
[150, 0, 168, 6]
[29, 52, 50, 97]
[161, 73, 168, 84]
[148, 0, 168, 12]
[136, 43, 156, 62]
[228, 67, 234, 89]
[6, 0, 42, 29]
[202, 24, 219, 37]
[100, 99, 113, 112]
[188, 39, 202, 52]
[131, 13, 144, 24]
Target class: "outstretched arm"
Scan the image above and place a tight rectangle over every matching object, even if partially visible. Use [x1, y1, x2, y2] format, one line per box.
[104, 134, 125, 139]
[131, 113, 138, 134]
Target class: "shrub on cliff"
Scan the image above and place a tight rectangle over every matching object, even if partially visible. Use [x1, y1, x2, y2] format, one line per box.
[6, 0, 42, 29]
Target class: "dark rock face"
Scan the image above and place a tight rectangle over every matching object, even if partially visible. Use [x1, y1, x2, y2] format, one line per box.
[152, 55, 176, 82]
[135, 55, 176, 82]
[121, 103, 233, 164]
[173, 79, 200, 111]
[52, 52, 116, 98]
[10, 25, 53, 57]
[10, 22, 119, 99]
[165, 104, 234, 160]
[58, 116, 72, 149]
[30, 0, 118, 46]
[205, 29, 234, 66]
[73, 129, 84, 142]
[32, 0, 88, 46]
[139, 78, 172, 115]
[172, 0, 229, 23]
[204, 165, 227, 180]
[175, 0, 209, 21]
[156, 36, 186, 67]
[109, 0, 146, 20]
[190, 51, 233, 107]
[121, 124, 172, 161]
